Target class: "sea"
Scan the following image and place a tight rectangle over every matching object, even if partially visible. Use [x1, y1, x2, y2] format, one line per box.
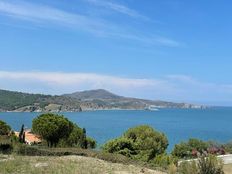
[0, 108, 232, 152]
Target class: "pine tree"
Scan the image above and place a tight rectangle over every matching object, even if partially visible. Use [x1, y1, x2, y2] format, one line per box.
[19, 124, 24, 143]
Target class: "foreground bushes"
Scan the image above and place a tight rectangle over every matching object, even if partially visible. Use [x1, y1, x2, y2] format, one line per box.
[172, 139, 226, 159]
[103, 125, 168, 162]
[178, 155, 224, 174]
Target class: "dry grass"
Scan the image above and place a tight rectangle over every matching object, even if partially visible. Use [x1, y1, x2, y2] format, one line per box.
[0, 155, 166, 174]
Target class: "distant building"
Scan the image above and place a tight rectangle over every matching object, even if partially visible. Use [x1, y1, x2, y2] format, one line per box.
[15, 129, 42, 145]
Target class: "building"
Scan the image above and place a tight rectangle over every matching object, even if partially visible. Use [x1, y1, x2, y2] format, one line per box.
[15, 130, 42, 145]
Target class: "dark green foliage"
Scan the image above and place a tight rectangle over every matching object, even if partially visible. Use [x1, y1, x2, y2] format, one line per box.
[103, 138, 136, 157]
[60, 124, 83, 147]
[172, 138, 209, 159]
[32, 114, 96, 149]
[86, 137, 97, 149]
[18, 124, 25, 143]
[103, 125, 168, 162]
[58, 125, 96, 149]
[32, 113, 73, 147]
[0, 120, 11, 135]
[0, 135, 14, 154]
[81, 128, 87, 149]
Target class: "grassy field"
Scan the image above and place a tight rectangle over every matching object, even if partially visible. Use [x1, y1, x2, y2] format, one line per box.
[0, 155, 165, 174]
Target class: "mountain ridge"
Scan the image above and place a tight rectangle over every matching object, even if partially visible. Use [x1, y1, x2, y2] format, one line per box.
[0, 89, 205, 112]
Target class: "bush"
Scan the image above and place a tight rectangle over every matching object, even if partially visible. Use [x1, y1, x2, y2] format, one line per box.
[178, 155, 224, 174]
[103, 137, 136, 157]
[103, 125, 168, 162]
[172, 138, 209, 159]
[0, 120, 11, 135]
[0, 135, 14, 154]
[178, 161, 198, 174]
[198, 155, 224, 174]
[152, 154, 177, 169]
[86, 137, 96, 149]
[0, 143, 13, 154]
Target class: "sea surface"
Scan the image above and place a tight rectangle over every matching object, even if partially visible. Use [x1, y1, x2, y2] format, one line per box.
[0, 108, 232, 151]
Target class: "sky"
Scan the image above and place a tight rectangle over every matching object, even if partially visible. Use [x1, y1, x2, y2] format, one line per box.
[0, 0, 232, 106]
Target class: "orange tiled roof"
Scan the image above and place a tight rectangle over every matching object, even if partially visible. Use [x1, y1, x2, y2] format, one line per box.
[15, 131, 41, 144]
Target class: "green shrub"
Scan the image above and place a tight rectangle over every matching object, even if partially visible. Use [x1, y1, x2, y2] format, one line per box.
[152, 154, 178, 169]
[0, 120, 11, 135]
[103, 137, 136, 157]
[198, 155, 224, 174]
[103, 125, 168, 162]
[178, 161, 198, 174]
[86, 137, 96, 149]
[172, 138, 209, 159]
[178, 155, 224, 174]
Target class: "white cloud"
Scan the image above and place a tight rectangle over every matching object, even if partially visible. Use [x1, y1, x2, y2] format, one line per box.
[84, 0, 150, 21]
[1, 71, 232, 105]
[0, 0, 181, 47]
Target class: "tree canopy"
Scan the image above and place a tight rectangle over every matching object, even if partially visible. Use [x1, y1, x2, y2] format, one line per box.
[32, 113, 96, 148]
[32, 113, 73, 147]
[103, 125, 168, 161]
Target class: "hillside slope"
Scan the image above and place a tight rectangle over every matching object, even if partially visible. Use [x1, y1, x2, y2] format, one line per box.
[0, 89, 204, 112]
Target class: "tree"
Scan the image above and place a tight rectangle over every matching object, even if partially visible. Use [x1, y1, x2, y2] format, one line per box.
[19, 124, 25, 143]
[103, 125, 168, 161]
[0, 120, 11, 136]
[81, 128, 88, 149]
[59, 124, 84, 147]
[32, 113, 73, 147]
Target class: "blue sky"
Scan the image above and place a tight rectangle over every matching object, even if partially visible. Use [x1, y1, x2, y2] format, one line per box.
[0, 0, 232, 106]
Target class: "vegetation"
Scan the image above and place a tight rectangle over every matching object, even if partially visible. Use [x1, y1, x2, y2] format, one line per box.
[0, 120, 11, 135]
[0, 89, 201, 112]
[1, 114, 232, 173]
[172, 139, 226, 159]
[103, 125, 168, 162]
[178, 155, 224, 174]
[32, 114, 73, 147]
[32, 113, 96, 148]
[0, 154, 165, 174]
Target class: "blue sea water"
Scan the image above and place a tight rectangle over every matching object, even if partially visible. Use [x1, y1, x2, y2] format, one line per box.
[0, 108, 232, 151]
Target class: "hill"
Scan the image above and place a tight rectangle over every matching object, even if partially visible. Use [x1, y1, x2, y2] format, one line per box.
[64, 89, 123, 100]
[0, 89, 204, 112]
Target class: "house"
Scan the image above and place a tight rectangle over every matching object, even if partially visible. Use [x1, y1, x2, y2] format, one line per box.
[15, 130, 42, 145]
